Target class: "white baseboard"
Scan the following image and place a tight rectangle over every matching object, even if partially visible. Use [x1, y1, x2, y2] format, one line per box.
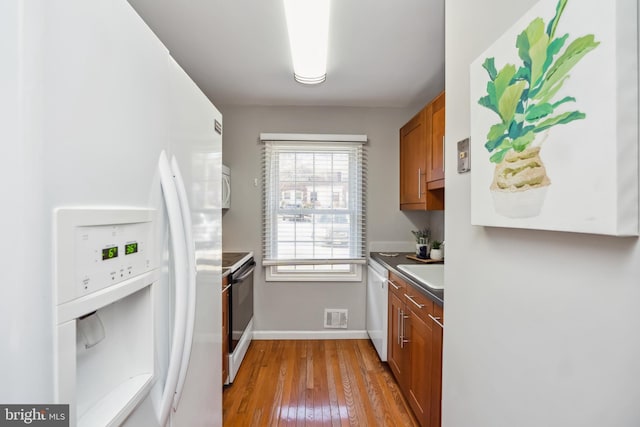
[253, 330, 369, 340]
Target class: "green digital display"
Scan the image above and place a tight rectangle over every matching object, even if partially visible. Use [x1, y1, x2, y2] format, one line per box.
[125, 242, 138, 255]
[102, 246, 118, 260]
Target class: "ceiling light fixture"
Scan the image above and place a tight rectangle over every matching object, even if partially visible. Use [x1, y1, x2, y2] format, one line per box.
[283, 0, 330, 85]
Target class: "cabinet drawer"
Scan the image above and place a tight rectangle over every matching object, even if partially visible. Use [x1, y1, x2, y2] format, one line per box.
[432, 303, 444, 327]
[388, 272, 406, 297]
[403, 284, 433, 315]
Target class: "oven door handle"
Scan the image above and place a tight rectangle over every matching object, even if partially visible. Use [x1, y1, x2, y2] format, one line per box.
[232, 263, 256, 283]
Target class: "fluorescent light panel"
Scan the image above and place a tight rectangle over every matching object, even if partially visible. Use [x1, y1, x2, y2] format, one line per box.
[283, 0, 330, 85]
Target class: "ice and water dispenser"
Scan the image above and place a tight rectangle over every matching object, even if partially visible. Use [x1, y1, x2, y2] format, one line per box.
[54, 208, 158, 426]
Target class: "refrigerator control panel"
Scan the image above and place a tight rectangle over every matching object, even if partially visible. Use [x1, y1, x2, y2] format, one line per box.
[56, 208, 156, 305]
[73, 222, 153, 298]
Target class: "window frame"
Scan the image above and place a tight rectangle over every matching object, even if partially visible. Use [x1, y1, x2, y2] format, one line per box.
[261, 133, 367, 282]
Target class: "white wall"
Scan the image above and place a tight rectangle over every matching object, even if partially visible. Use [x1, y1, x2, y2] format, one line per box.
[220, 105, 440, 333]
[444, 2, 640, 426]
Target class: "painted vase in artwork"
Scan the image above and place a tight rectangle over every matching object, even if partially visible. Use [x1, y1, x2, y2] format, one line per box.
[490, 146, 551, 218]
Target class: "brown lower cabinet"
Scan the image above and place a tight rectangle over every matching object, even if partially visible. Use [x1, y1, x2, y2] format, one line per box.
[222, 275, 229, 386]
[388, 272, 443, 427]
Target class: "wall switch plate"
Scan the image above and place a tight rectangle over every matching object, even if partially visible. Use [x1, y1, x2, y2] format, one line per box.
[457, 138, 470, 173]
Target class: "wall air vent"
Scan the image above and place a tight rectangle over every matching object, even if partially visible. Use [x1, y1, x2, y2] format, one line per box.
[324, 309, 348, 329]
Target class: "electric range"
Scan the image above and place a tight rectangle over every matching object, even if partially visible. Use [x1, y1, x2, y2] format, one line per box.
[221, 251, 254, 384]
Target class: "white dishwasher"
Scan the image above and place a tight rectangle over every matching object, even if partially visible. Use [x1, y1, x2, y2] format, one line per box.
[366, 258, 389, 361]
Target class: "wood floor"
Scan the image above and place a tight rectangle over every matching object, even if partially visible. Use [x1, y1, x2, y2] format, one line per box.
[223, 339, 419, 426]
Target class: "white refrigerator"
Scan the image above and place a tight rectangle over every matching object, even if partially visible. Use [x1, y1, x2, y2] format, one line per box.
[0, 0, 222, 425]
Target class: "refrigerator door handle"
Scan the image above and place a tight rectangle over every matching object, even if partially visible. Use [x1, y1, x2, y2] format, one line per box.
[222, 173, 231, 208]
[157, 151, 189, 426]
[170, 155, 198, 411]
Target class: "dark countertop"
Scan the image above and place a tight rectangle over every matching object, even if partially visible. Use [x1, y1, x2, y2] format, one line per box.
[222, 251, 253, 272]
[369, 252, 444, 307]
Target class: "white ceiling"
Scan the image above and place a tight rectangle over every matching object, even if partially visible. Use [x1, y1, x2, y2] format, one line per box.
[127, 0, 445, 108]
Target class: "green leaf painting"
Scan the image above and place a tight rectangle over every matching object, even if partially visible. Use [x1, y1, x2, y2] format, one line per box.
[478, 0, 599, 163]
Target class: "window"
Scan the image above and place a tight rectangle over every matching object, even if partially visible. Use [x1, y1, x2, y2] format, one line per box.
[261, 133, 367, 281]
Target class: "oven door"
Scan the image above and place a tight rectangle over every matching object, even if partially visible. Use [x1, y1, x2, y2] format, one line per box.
[229, 259, 255, 352]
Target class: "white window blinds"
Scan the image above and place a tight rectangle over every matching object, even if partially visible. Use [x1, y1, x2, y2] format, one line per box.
[261, 133, 367, 276]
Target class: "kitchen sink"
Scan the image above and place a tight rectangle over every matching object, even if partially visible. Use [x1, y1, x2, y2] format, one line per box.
[397, 264, 444, 290]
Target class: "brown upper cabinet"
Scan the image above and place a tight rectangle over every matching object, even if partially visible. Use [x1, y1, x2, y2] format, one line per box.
[399, 91, 445, 210]
[426, 92, 445, 186]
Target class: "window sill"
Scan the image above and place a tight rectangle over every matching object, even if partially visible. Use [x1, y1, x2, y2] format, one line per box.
[265, 265, 363, 282]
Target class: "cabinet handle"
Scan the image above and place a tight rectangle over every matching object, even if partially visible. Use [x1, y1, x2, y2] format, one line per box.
[400, 309, 409, 348]
[429, 314, 444, 329]
[388, 280, 400, 290]
[397, 307, 401, 345]
[404, 294, 425, 309]
[417, 168, 422, 199]
[442, 135, 445, 172]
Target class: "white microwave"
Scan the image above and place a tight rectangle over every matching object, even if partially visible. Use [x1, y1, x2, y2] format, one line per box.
[222, 164, 231, 209]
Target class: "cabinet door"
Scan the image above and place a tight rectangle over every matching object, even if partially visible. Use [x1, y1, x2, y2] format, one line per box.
[429, 304, 444, 427]
[400, 109, 427, 209]
[427, 92, 445, 185]
[388, 291, 406, 384]
[405, 306, 433, 427]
